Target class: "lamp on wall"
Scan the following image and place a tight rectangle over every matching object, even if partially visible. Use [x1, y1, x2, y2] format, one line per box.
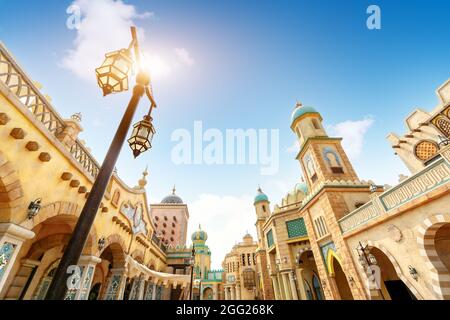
[27, 198, 42, 219]
[98, 237, 106, 251]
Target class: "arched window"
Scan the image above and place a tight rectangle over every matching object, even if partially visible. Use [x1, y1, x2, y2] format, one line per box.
[312, 274, 323, 300]
[111, 190, 120, 207]
[312, 119, 320, 130]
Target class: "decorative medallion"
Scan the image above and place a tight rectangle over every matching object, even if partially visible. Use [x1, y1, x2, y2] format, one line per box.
[387, 224, 403, 242]
[414, 140, 439, 161]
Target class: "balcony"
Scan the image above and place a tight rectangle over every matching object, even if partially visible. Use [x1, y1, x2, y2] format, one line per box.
[339, 150, 450, 235]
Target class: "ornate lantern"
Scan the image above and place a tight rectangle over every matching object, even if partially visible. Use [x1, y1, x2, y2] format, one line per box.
[98, 237, 106, 251]
[27, 198, 42, 219]
[95, 49, 133, 96]
[128, 114, 155, 158]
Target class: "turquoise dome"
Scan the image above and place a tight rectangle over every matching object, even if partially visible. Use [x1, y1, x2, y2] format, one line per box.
[254, 187, 269, 204]
[291, 104, 319, 125]
[192, 226, 208, 242]
[295, 182, 308, 194]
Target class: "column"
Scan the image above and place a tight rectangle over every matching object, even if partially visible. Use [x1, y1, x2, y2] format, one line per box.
[0, 223, 35, 296]
[213, 284, 218, 300]
[282, 273, 292, 300]
[103, 268, 127, 300]
[288, 271, 299, 300]
[70, 255, 101, 300]
[236, 283, 241, 300]
[271, 275, 280, 300]
[224, 287, 229, 300]
[296, 269, 308, 300]
[232, 285, 237, 300]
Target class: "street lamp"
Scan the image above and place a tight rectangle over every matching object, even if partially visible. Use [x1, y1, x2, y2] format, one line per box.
[189, 247, 195, 300]
[45, 26, 157, 300]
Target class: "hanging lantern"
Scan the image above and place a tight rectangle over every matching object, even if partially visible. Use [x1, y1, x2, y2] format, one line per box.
[95, 49, 133, 96]
[128, 115, 155, 158]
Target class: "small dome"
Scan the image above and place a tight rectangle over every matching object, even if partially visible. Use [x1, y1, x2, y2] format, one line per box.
[161, 186, 183, 204]
[254, 187, 269, 204]
[295, 182, 308, 194]
[192, 225, 208, 242]
[291, 102, 319, 126]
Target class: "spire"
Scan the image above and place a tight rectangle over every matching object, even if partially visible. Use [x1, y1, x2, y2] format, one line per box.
[137, 166, 149, 189]
[172, 185, 176, 195]
[257, 185, 263, 193]
[295, 100, 303, 108]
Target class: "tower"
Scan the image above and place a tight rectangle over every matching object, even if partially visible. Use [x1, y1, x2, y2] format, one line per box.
[291, 102, 359, 191]
[191, 225, 211, 279]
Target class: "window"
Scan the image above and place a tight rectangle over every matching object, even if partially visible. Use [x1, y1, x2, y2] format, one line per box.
[164, 216, 168, 221]
[247, 253, 251, 266]
[310, 173, 318, 183]
[163, 223, 167, 228]
[155, 216, 159, 221]
[171, 230, 175, 235]
[253, 253, 256, 265]
[173, 216, 177, 222]
[170, 237, 174, 242]
[331, 167, 344, 174]
[262, 205, 266, 212]
[243, 269, 256, 289]
[242, 254, 246, 266]
[172, 222, 176, 228]
[312, 119, 320, 130]
[286, 218, 308, 238]
[266, 229, 274, 248]
[313, 216, 328, 238]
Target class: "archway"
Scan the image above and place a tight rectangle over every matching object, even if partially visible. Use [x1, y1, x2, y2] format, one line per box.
[369, 247, 416, 300]
[417, 214, 450, 299]
[312, 274, 324, 300]
[88, 283, 102, 300]
[202, 287, 213, 300]
[297, 250, 323, 300]
[330, 256, 353, 300]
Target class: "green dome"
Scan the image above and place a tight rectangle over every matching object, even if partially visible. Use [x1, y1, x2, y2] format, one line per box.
[291, 104, 319, 125]
[254, 187, 269, 204]
[192, 225, 208, 242]
[295, 182, 308, 194]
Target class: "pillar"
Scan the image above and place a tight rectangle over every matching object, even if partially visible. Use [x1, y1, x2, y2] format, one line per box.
[281, 273, 291, 300]
[230, 285, 236, 300]
[236, 283, 241, 300]
[68, 255, 101, 300]
[271, 275, 281, 300]
[0, 223, 35, 297]
[224, 287, 229, 300]
[213, 284, 218, 300]
[288, 271, 299, 300]
[103, 268, 127, 300]
[296, 268, 308, 300]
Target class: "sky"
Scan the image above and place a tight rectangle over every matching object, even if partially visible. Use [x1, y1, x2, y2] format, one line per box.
[0, 0, 449, 268]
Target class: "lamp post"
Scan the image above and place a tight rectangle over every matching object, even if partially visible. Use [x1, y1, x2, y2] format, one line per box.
[45, 27, 157, 300]
[189, 247, 195, 300]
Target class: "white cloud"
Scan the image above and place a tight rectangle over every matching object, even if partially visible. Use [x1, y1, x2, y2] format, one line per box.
[174, 48, 195, 67]
[187, 194, 257, 269]
[287, 140, 299, 153]
[62, 0, 194, 81]
[328, 116, 374, 160]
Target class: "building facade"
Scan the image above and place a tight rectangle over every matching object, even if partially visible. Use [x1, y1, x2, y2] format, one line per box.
[150, 187, 189, 247]
[0, 42, 193, 300]
[252, 78, 450, 300]
[222, 234, 259, 300]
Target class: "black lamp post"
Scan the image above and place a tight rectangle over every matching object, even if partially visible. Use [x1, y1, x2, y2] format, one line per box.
[45, 26, 157, 300]
[189, 247, 195, 300]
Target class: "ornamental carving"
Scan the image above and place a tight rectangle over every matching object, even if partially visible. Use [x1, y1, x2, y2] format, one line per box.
[414, 140, 439, 161]
[387, 224, 403, 242]
[120, 201, 148, 235]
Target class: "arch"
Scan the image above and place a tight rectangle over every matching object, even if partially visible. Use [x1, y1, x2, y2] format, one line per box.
[131, 249, 144, 263]
[29, 201, 98, 254]
[417, 214, 450, 299]
[330, 255, 353, 300]
[363, 241, 422, 299]
[98, 234, 127, 268]
[202, 287, 214, 300]
[326, 249, 343, 277]
[32, 258, 60, 300]
[0, 150, 24, 222]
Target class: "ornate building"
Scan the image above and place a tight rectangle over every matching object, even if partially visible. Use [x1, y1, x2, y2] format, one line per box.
[0, 42, 193, 300]
[252, 78, 450, 300]
[150, 187, 189, 247]
[190, 225, 224, 300]
[222, 233, 259, 300]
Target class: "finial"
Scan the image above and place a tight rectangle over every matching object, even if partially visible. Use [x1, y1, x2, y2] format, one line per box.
[257, 185, 262, 193]
[301, 176, 305, 183]
[172, 185, 176, 195]
[295, 101, 303, 108]
[138, 166, 149, 189]
[71, 112, 82, 122]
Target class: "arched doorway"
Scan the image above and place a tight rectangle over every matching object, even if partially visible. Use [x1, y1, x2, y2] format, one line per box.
[32, 259, 59, 299]
[331, 257, 353, 300]
[312, 274, 324, 300]
[88, 283, 102, 300]
[296, 250, 323, 300]
[202, 287, 213, 300]
[434, 224, 450, 272]
[369, 247, 416, 300]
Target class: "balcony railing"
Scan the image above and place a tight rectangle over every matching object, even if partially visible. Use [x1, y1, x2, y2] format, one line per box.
[0, 42, 100, 179]
[339, 156, 450, 234]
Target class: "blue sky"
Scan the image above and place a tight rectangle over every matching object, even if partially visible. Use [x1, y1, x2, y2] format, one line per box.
[1, 0, 448, 267]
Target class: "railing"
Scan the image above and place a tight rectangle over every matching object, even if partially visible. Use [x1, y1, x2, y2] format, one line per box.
[0, 42, 100, 179]
[339, 157, 450, 234]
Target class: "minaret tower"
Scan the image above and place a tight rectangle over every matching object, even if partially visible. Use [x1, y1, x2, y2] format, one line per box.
[290, 102, 359, 190]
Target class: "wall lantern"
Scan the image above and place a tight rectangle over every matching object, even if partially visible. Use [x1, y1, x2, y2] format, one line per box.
[408, 265, 419, 280]
[98, 237, 106, 251]
[95, 49, 134, 96]
[27, 198, 42, 219]
[368, 253, 378, 265]
[127, 114, 155, 158]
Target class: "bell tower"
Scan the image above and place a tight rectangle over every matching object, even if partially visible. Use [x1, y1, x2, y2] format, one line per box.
[290, 102, 359, 190]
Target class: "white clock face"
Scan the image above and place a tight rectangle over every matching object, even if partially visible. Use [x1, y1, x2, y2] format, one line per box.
[227, 275, 235, 283]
